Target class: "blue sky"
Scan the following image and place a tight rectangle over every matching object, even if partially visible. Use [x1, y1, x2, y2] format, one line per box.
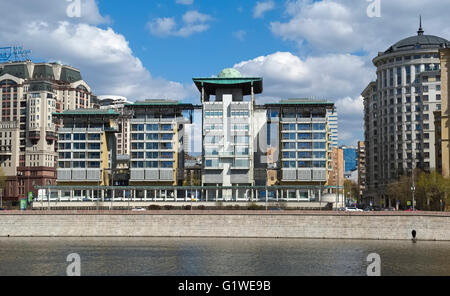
[98, 0, 294, 83]
[2, 0, 450, 146]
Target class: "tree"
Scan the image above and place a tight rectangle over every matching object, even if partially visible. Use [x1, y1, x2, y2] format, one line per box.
[344, 180, 359, 204]
[416, 171, 450, 211]
[387, 175, 412, 208]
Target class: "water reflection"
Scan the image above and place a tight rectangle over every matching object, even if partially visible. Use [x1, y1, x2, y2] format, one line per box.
[0, 238, 449, 276]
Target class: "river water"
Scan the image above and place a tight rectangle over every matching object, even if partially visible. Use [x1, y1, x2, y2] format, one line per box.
[0, 237, 449, 276]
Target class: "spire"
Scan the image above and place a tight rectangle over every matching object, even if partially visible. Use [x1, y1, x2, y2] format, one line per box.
[417, 15, 424, 35]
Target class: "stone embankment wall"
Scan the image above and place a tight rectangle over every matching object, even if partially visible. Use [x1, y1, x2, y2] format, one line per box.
[1, 211, 449, 241]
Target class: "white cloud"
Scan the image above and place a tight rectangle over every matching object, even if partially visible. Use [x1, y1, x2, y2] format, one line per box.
[234, 51, 371, 144]
[253, 1, 275, 18]
[271, 0, 450, 55]
[264, 0, 450, 144]
[147, 10, 213, 37]
[233, 30, 247, 41]
[0, 0, 192, 100]
[176, 0, 194, 5]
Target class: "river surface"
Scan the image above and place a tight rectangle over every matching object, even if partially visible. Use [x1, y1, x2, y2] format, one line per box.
[0, 237, 449, 276]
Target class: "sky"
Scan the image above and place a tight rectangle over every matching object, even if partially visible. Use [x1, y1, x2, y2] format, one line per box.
[1, 0, 450, 146]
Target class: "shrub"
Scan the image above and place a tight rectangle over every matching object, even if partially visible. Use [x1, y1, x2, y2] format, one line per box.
[148, 205, 161, 210]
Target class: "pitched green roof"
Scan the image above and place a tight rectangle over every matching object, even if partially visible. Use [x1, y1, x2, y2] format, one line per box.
[265, 99, 334, 106]
[53, 109, 119, 116]
[192, 77, 263, 95]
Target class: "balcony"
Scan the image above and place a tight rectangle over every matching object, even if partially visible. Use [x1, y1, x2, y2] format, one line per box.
[0, 145, 12, 156]
[29, 131, 40, 141]
[46, 131, 57, 141]
[219, 151, 234, 158]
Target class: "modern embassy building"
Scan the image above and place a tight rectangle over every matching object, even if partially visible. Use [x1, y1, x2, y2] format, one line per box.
[47, 68, 338, 204]
[362, 22, 450, 204]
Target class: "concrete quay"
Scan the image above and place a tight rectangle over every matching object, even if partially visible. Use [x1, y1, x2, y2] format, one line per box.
[1, 211, 449, 241]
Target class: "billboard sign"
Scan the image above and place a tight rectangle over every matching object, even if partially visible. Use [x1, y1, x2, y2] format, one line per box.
[0, 47, 12, 62]
[0, 46, 31, 62]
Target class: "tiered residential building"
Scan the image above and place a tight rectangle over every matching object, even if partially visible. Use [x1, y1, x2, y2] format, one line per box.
[125, 100, 194, 191]
[55, 109, 119, 200]
[0, 61, 93, 203]
[362, 23, 450, 204]
[193, 69, 261, 200]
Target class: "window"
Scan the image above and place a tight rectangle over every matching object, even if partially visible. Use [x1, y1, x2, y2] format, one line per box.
[312, 123, 326, 131]
[234, 159, 249, 168]
[298, 142, 312, 149]
[298, 133, 311, 140]
[146, 143, 158, 150]
[298, 151, 311, 158]
[146, 124, 158, 131]
[235, 136, 249, 144]
[297, 124, 310, 130]
[146, 161, 158, 168]
[313, 133, 326, 140]
[132, 124, 145, 131]
[146, 133, 159, 140]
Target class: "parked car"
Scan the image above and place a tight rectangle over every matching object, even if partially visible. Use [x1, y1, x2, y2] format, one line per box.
[345, 207, 363, 212]
[131, 207, 146, 212]
[363, 206, 374, 212]
[0, 208, 5, 211]
[382, 207, 396, 211]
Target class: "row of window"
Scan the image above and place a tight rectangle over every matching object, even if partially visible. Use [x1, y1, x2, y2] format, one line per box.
[283, 142, 327, 150]
[131, 152, 174, 159]
[205, 147, 249, 156]
[283, 161, 327, 168]
[58, 161, 101, 168]
[58, 143, 101, 150]
[131, 161, 174, 168]
[282, 151, 327, 159]
[282, 123, 326, 131]
[205, 159, 250, 168]
[59, 133, 101, 141]
[131, 133, 173, 141]
[131, 142, 173, 150]
[282, 133, 326, 140]
[205, 135, 249, 144]
[58, 152, 101, 159]
[131, 124, 173, 131]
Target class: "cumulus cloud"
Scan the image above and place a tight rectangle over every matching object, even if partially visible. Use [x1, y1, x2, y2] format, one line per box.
[0, 0, 192, 100]
[253, 1, 276, 18]
[234, 51, 371, 144]
[147, 10, 213, 37]
[271, 0, 450, 55]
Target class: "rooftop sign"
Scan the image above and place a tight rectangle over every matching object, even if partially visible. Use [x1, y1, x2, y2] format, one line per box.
[0, 46, 32, 62]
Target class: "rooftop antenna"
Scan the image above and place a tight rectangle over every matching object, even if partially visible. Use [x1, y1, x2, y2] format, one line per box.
[417, 15, 424, 36]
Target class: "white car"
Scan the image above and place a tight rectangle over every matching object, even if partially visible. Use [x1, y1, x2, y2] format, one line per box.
[345, 207, 363, 212]
[131, 207, 146, 211]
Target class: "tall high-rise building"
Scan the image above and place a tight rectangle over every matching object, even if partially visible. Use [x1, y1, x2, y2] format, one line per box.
[341, 145, 358, 172]
[362, 22, 450, 204]
[438, 48, 450, 178]
[357, 141, 366, 202]
[0, 61, 93, 203]
[327, 109, 338, 148]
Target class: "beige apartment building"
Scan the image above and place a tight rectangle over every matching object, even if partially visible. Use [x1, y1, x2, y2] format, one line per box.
[439, 48, 450, 178]
[0, 61, 93, 203]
